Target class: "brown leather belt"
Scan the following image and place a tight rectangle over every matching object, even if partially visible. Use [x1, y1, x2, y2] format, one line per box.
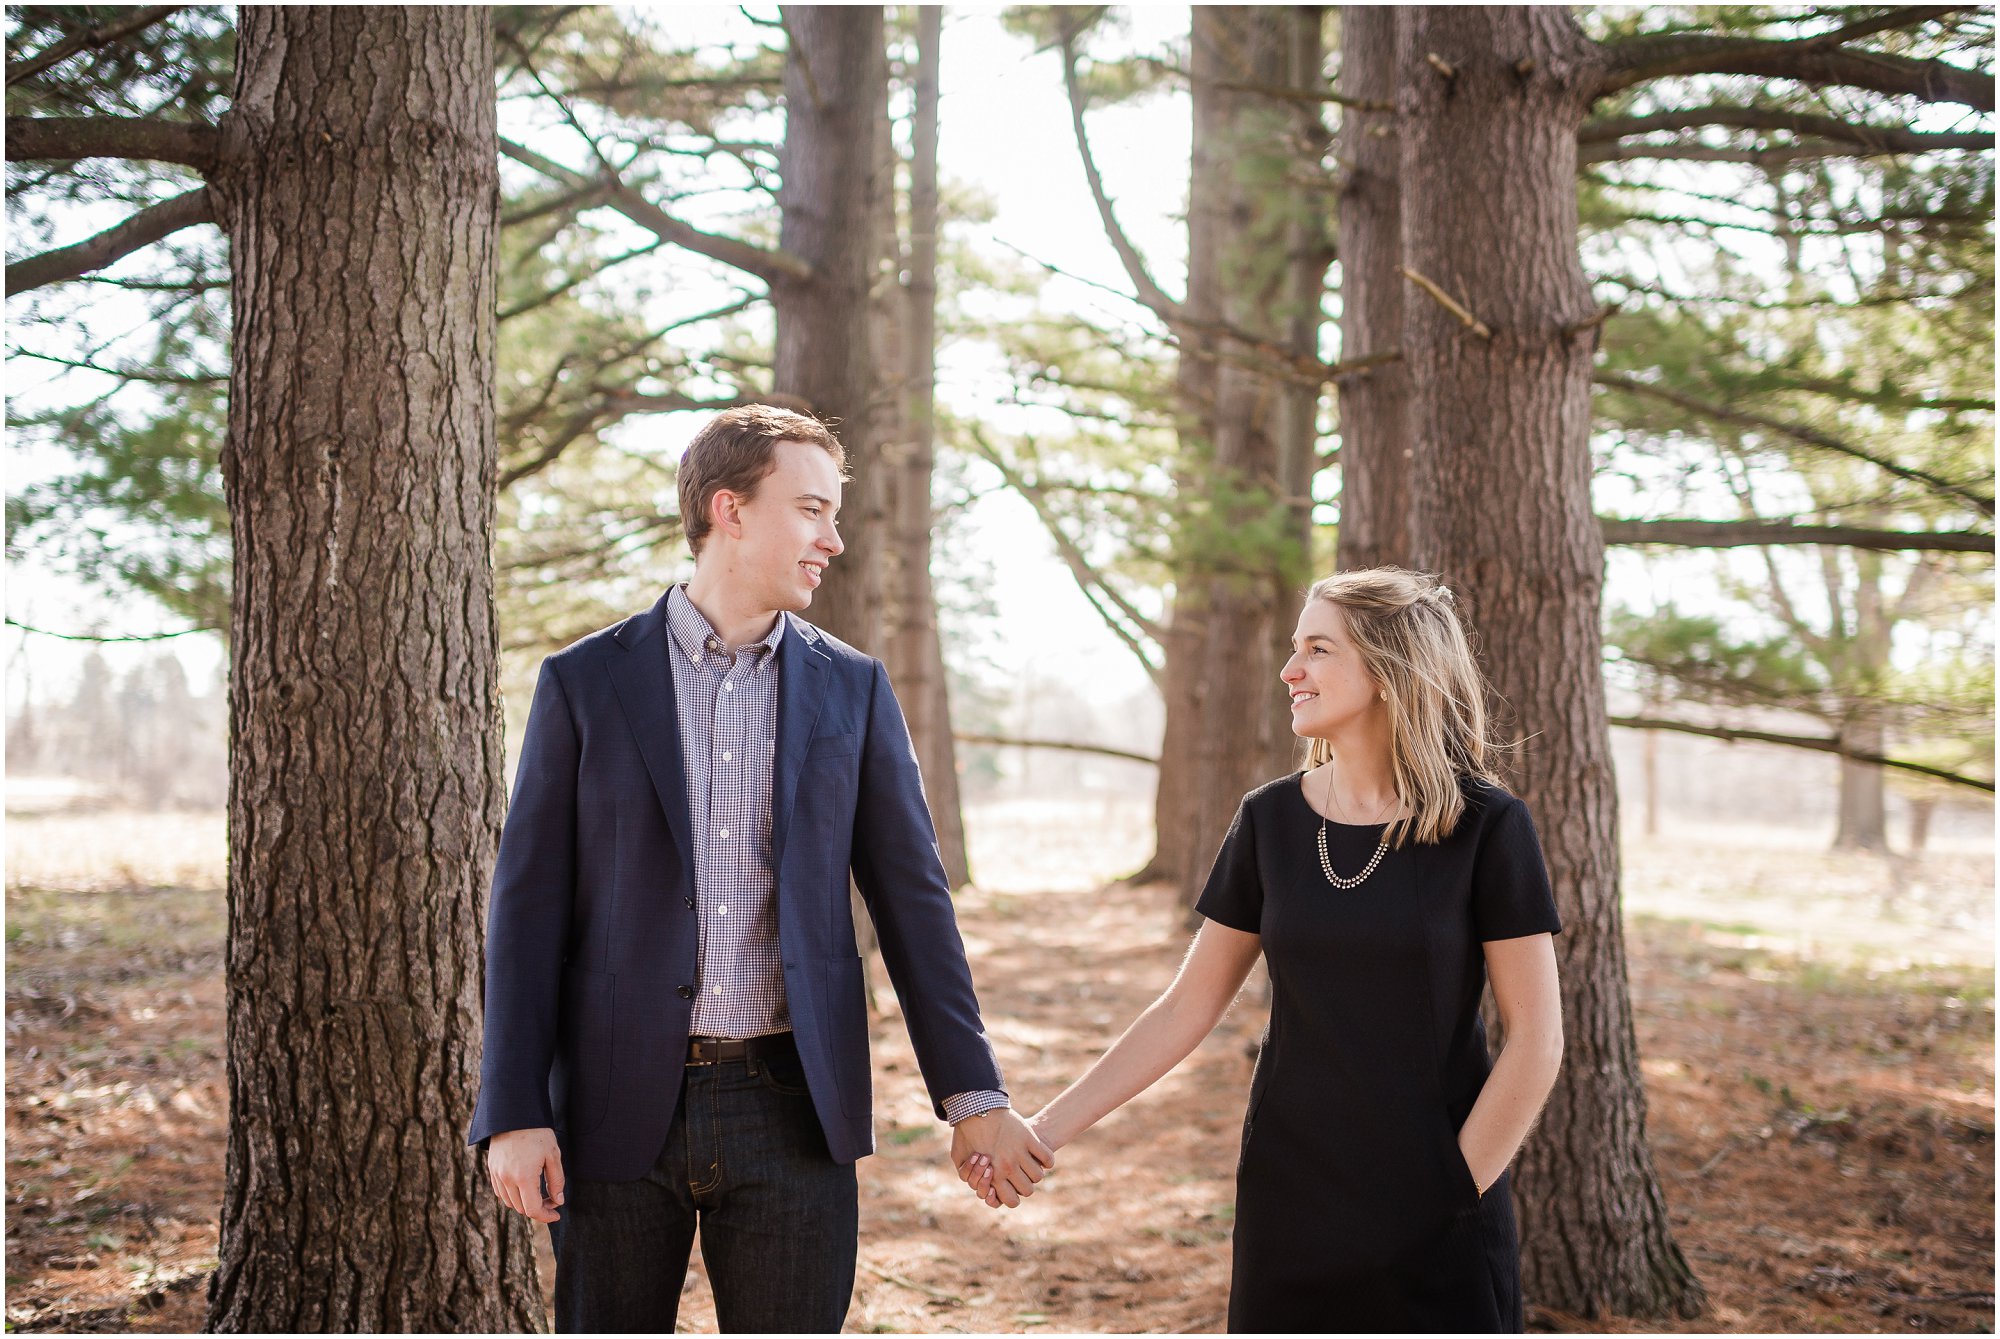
[686, 1032, 795, 1066]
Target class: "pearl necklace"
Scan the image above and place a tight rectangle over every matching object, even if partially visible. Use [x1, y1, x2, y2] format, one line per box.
[1313, 771, 1393, 889]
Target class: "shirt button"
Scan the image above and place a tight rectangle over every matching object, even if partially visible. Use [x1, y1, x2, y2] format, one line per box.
[717, 905, 729, 916]
[723, 680, 733, 692]
[720, 750, 732, 762]
[717, 828, 730, 840]
[677, 985, 694, 999]
[710, 985, 722, 996]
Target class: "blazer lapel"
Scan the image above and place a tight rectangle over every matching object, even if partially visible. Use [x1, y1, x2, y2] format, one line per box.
[771, 612, 830, 874]
[607, 590, 695, 876]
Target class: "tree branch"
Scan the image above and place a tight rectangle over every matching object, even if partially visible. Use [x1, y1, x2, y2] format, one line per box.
[1209, 78, 1392, 112]
[500, 179, 615, 229]
[1601, 517, 1994, 553]
[5, 187, 214, 295]
[499, 389, 813, 489]
[1582, 140, 1972, 167]
[996, 235, 1374, 388]
[499, 137, 810, 286]
[1594, 371, 1996, 516]
[8, 347, 223, 383]
[5, 615, 214, 642]
[1597, 16, 1995, 109]
[1400, 266, 1493, 338]
[952, 733, 1159, 767]
[5, 114, 218, 170]
[1056, 31, 1184, 321]
[965, 425, 1164, 686]
[1580, 105, 1993, 155]
[498, 238, 666, 321]
[1609, 715, 1993, 793]
[5, 6, 186, 87]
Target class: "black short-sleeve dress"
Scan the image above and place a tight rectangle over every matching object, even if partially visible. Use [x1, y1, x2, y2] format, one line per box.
[1195, 771, 1562, 1333]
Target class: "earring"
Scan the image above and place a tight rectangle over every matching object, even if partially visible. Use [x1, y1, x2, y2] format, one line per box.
[1378, 688, 1388, 701]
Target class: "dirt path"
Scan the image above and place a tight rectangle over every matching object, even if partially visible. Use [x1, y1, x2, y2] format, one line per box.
[5, 814, 1992, 1332]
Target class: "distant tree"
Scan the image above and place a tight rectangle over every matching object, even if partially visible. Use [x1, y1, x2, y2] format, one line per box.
[988, 5, 1333, 900]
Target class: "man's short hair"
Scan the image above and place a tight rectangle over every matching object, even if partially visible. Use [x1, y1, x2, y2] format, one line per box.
[678, 405, 847, 556]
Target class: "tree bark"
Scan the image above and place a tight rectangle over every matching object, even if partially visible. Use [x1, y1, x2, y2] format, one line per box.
[1332, 5, 1414, 571]
[204, 7, 540, 1331]
[883, 5, 971, 887]
[774, 5, 887, 652]
[1396, 6, 1703, 1320]
[1174, 5, 1329, 912]
[1907, 795, 1936, 851]
[1832, 551, 1892, 850]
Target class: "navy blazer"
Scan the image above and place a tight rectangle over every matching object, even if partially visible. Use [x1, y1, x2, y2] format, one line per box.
[467, 590, 1003, 1180]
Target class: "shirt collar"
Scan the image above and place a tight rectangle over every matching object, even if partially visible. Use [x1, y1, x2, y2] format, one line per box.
[665, 584, 785, 667]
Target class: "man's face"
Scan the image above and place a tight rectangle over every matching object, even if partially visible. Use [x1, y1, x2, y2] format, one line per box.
[717, 438, 845, 613]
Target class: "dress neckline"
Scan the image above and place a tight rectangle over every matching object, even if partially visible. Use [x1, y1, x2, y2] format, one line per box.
[1291, 769, 1407, 828]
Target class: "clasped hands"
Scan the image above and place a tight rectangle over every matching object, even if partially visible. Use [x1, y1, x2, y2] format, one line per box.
[949, 1107, 1054, 1209]
[489, 1111, 1057, 1220]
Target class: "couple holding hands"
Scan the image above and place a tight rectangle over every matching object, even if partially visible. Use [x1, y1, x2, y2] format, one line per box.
[470, 406, 1564, 1334]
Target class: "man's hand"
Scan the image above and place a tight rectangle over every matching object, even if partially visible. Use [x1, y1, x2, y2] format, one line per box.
[950, 1108, 1053, 1209]
[487, 1127, 565, 1224]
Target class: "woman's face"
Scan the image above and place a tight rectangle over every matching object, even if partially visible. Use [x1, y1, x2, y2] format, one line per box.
[1280, 600, 1385, 739]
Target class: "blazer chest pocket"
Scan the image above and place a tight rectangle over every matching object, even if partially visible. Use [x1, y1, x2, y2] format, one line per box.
[555, 969, 613, 1137]
[804, 733, 859, 762]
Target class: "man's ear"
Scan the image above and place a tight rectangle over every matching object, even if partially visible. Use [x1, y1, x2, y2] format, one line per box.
[710, 488, 745, 543]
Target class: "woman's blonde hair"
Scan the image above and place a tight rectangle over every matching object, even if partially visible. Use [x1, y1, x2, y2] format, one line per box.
[1301, 566, 1504, 848]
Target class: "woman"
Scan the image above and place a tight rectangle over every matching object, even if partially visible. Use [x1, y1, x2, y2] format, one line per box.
[972, 568, 1564, 1332]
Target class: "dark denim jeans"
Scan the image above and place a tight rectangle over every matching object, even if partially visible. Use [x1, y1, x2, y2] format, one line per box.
[546, 1036, 858, 1333]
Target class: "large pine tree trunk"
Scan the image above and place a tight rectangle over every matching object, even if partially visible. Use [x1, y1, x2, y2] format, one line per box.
[886, 5, 971, 887]
[1395, 7, 1704, 1320]
[1174, 6, 1328, 911]
[1331, 5, 1414, 571]
[775, 5, 887, 652]
[205, 7, 541, 1330]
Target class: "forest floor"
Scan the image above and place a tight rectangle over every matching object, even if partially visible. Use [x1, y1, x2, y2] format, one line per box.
[4, 799, 1992, 1334]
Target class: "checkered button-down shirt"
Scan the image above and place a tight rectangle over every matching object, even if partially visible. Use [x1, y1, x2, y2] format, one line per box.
[664, 586, 1005, 1123]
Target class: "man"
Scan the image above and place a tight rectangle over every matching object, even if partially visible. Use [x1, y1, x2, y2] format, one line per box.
[469, 405, 1051, 1332]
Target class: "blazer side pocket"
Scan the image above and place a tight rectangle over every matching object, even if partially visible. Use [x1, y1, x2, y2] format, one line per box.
[825, 956, 873, 1118]
[553, 969, 614, 1137]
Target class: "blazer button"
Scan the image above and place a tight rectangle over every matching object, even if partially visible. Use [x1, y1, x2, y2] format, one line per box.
[677, 985, 694, 1000]
[683, 896, 695, 909]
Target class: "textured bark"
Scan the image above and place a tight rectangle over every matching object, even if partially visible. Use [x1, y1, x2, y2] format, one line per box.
[204, 7, 541, 1331]
[1396, 7, 1704, 1320]
[775, 5, 887, 652]
[881, 6, 971, 888]
[1173, 6, 1329, 913]
[1332, 5, 1414, 571]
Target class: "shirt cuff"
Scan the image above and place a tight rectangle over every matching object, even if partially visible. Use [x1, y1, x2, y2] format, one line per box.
[943, 1090, 1010, 1124]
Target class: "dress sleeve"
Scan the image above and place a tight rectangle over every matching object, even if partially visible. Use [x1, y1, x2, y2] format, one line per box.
[1472, 795, 1563, 942]
[1193, 796, 1263, 934]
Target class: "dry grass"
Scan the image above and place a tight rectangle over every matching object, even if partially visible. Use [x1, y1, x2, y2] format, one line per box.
[4, 799, 1991, 1332]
